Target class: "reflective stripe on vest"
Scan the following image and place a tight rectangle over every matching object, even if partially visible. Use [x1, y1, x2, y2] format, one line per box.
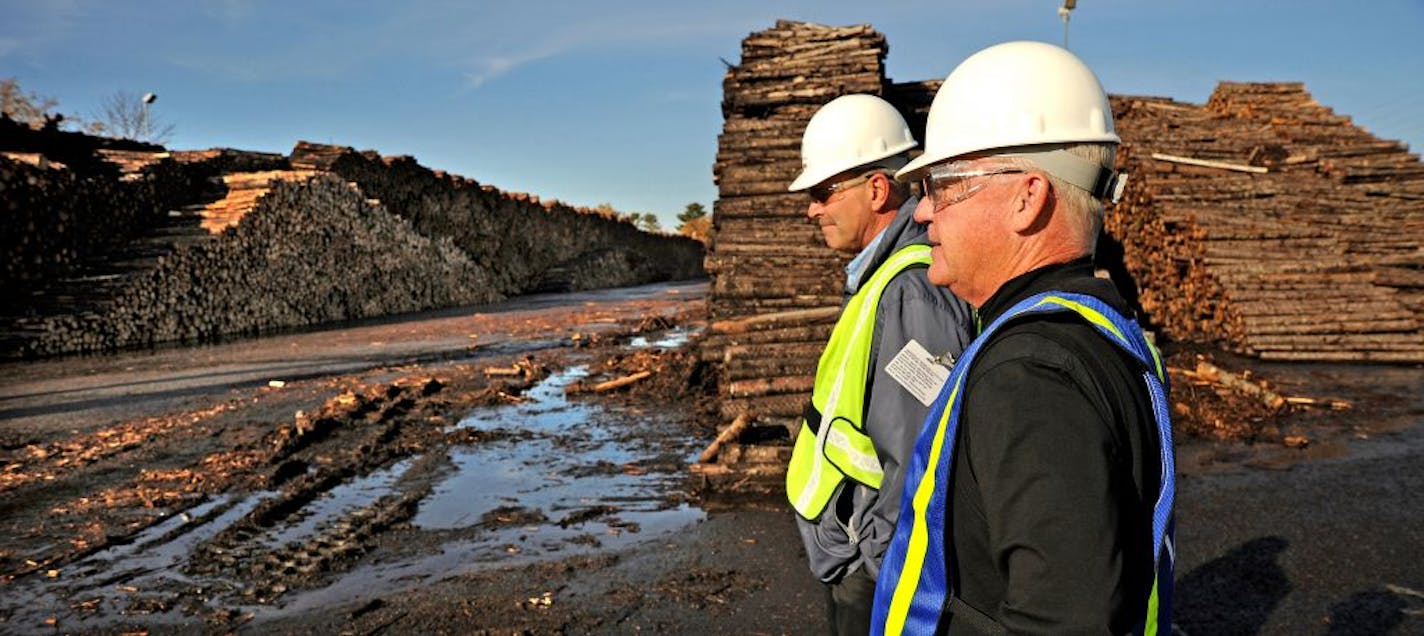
[786, 244, 933, 521]
[872, 291, 1176, 635]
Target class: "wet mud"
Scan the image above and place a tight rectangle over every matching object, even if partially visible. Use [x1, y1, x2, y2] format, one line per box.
[0, 287, 721, 634]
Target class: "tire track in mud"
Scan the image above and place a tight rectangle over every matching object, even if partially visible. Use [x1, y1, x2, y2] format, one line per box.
[0, 366, 539, 628]
[0, 323, 708, 633]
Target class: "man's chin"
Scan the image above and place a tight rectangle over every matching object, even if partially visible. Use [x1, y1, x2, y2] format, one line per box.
[927, 267, 952, 289]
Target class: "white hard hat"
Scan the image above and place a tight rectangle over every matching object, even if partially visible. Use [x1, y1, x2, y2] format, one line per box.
[788, 94, 918, 192]
[896, 41, 1119, 182]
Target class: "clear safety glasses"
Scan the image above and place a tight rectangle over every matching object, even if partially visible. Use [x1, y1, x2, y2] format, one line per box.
[808, 171, 878, 205]
[920, 162, 1026, 209]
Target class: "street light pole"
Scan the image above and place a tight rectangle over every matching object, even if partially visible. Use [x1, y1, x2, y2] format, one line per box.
[141, 92, 156, 141]
[1058, 0, 1076, 49]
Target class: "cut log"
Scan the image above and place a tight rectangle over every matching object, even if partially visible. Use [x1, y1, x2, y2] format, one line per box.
[591, 370, 652, 393]
[1150, 152, 1270, 174]
[697, 413, 753, 463]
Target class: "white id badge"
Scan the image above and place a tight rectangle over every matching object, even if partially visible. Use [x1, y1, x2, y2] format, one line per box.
[885, 339, 952, 407]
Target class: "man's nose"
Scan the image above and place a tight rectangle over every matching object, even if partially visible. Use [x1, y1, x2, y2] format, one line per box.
[912, 196, 934, 224]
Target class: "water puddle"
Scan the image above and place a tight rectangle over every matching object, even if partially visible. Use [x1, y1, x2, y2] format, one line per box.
[629, 326, 693, 350]
[417, 362, 701, 536]
[448, 366, 598, 437]
[265, 362, 706, 616]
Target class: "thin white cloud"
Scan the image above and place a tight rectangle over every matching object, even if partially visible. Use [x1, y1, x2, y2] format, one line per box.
[465, 47, 564, 89]
[456, 8, 753, 90]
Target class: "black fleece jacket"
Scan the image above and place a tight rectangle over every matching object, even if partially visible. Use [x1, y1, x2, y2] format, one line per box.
[944, 258, 1164, 636]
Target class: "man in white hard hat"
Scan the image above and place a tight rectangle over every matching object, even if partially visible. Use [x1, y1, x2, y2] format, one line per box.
[871, 42, 1175, 635]
[784, 94, 975, 635]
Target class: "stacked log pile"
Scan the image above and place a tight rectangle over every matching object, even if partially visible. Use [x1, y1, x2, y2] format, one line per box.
[1110, 82, 1424, 362]
[170, 148, 289, 174]
[95, 149, 170, 179]
[197, 170, 319, 233]
[704, 21, 893, 433]
[0, 114, 162, 175]
[697, 21, 948, 494]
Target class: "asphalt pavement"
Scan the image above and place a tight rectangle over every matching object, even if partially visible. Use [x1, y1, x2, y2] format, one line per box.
[1174, 399, 1424, 634]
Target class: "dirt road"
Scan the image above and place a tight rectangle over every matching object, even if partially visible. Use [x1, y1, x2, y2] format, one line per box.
[0, 281, 708, 439]
[3, 280, 1423, 634]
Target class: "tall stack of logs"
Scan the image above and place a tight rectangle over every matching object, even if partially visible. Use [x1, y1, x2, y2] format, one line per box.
[703, 21, 895, 430]
[1, 147, 223, 309]
[696, 21, 946, 494]
[1110, 82, 1424, 362]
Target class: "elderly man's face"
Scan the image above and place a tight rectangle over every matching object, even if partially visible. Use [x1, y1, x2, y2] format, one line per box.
[912, 159, 1024, 303]
[805, 171, 877, 253]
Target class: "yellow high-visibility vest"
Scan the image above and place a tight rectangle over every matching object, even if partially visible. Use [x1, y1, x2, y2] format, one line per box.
[786, 244, 932, 520]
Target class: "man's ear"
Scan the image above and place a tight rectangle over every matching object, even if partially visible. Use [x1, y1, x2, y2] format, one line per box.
[869, 172, 895, 213]
[1009, 172, 1053, 234]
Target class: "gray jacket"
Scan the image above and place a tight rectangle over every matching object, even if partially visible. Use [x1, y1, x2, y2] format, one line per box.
[796, 197, 975, 584]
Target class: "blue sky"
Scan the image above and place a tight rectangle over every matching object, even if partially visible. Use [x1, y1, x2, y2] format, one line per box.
[4, 1, 1422, 228]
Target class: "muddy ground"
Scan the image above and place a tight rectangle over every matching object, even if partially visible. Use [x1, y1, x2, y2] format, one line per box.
[2, 280, 1423, 635]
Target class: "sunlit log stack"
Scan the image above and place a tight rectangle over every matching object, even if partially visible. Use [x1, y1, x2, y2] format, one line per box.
[705, 20, 902, 430]
[697, 23, 947, 494]
[195, 170, 319, 233]
[1110, 82, 1424, 362]
[94, 148, 169, 179]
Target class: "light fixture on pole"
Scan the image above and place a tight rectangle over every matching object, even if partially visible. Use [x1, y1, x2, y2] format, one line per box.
[142, 92, 156, 141]
[1058, 0, 1076, 49]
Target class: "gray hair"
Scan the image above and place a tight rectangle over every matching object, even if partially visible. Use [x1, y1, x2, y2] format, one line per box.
[999, 143, 1115, 253]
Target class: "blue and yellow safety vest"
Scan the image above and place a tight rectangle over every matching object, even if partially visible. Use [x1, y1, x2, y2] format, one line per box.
[786, 244, 933, 520]
[872, 291, 1176, 635]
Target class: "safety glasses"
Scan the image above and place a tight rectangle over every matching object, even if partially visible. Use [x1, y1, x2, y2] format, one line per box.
[808, 171, 877, 204]
[921, 162, 1026, 209]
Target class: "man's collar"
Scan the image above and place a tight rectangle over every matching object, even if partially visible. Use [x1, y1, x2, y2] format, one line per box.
[844, 228, 888, 295]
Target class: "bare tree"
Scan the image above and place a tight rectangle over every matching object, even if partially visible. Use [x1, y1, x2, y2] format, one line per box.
[95, 90, 175, 143]
[1, 77, 61, 124]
